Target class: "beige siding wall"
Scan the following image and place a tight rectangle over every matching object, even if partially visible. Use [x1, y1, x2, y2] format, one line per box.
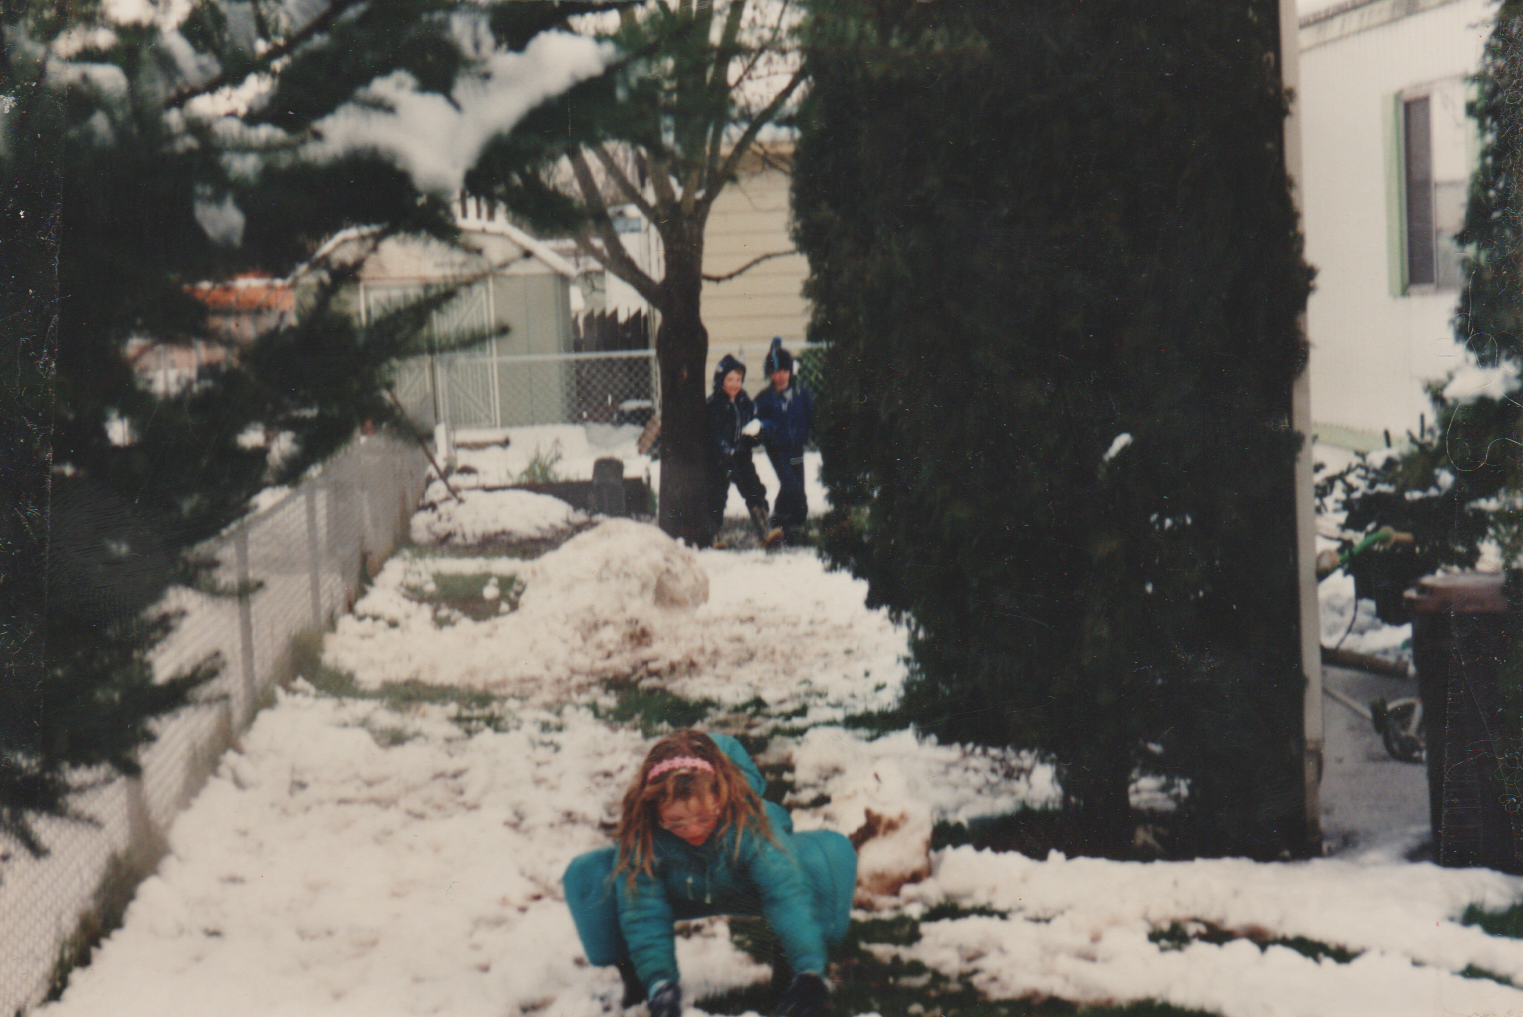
[701, 166, 809, 386]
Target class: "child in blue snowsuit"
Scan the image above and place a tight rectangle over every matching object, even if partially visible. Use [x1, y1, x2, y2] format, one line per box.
[753, 338, 814, 543]
[562, 730, 855, 1017]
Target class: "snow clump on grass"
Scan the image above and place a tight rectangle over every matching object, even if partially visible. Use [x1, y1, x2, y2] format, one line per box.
[410, 487, 587, 546]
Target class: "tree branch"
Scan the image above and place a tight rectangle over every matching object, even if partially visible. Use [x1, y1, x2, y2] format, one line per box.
[702, 249, 797, 283]
[590, 143, 660, 226]
[705, 0, 750, 174]
[707, 64, 806, 205]
[568, 148, 664, 308]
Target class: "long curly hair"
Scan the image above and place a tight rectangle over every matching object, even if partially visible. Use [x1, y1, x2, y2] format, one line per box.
[613, 730, 773, 886]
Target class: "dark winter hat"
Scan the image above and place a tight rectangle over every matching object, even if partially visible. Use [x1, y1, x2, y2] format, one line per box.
[763, 337, 793, 376]
[712, 353, 747, 391]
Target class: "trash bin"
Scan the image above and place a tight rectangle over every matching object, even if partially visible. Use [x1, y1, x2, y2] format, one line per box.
[1405, 571, 1521, 873]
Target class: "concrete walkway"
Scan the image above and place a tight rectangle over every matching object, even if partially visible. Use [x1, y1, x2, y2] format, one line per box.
[1319, 663, 1431, 859]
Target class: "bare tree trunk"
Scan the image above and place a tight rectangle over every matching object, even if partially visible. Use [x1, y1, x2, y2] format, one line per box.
[655, 245, 711, 547]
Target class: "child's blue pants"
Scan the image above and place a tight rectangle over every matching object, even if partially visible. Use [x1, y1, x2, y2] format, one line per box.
[561, 829, 857, 967]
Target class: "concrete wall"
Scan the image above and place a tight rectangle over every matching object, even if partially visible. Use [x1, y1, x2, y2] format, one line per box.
[1298, 0, 1491, 448]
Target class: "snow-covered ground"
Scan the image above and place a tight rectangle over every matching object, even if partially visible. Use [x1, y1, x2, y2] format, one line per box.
[435, 424, 828, 524]
[32, 429, 1523, 1017]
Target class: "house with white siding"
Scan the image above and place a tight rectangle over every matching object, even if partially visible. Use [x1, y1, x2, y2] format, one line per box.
[1298, 0, 1493, 449]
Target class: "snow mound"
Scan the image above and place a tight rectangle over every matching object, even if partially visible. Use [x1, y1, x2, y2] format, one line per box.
[410, 488, 586, 546]
[521, 518, 708, 613]
[325, 520, 709, 696]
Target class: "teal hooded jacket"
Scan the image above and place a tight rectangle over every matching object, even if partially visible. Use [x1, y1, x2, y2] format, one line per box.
[616, 734, 828, 994]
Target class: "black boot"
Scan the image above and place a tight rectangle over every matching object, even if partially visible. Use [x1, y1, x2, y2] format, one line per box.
[769, 945, 795, 1001]
[616, 961, 646, 1008]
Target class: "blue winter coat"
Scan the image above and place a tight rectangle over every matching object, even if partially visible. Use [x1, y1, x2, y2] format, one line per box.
[616, 734, 828, 994]
[754, 381, 814, 460]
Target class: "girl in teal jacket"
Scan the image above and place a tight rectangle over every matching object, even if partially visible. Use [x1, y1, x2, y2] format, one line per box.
[562, 730, 856, 1017]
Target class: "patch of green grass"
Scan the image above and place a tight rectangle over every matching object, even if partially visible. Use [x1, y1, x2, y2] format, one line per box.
[923, 902, 1011, 922]
[44, 853, 145, 1004]
[402, 570, 522, 624]
[705, 909, 1220, 1017]
[289, 629, 367, 697]
[595, 683, 718, 735]
[1270, 935, 1359, 964]
[290, 629, 506, 728]
[1148, 922, 1358, 964]
[517, 441, 563, 483]
[367, 724, 416, 747]
[837, 705, 917, 737]
[847, 914, 924, 947]
[1149, 922, 1232, 951]
[932, 807, 1067, 859]
[1459, 964, 1515, 986]
[376, 678, 497, 712]
[1462, 901, 1523, 939]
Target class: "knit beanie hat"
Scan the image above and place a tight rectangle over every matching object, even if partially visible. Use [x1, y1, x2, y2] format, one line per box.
[763, 337, 793, 376]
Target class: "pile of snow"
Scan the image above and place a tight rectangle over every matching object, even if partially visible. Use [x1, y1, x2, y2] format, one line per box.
[410, 487, 587, 545]
[327, 520, 709, 697]
[331, 487, 903, 719]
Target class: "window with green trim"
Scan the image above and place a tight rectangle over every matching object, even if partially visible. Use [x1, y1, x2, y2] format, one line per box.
[1394, 80, 1468, 294]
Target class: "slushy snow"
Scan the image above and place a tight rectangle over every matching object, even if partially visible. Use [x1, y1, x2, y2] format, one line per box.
[32, 435, 1523, 1017]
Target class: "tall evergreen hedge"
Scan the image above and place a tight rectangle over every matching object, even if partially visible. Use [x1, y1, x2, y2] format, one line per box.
[793, 0, 1314, 857]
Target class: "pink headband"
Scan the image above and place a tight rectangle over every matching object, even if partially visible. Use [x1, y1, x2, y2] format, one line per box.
[646, 756, 715, 783]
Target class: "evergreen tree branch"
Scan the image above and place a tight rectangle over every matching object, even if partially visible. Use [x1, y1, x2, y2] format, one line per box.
[162, 0, 367, 111]
[702, 248, 795, 283]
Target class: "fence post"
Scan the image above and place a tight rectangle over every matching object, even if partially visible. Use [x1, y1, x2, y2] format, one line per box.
[123, 766, 159, 873]
[305, 483, 323, 627]
[235, 527, 257, 724]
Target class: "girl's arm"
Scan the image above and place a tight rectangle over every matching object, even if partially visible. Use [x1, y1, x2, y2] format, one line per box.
[747, 836, 829, 977]
[616, 870, 680, 996]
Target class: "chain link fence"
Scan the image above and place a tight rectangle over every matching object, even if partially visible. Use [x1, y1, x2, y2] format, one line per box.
[0, 431, 427, 1017]
[391, 349, 660, 431]
[389, 338, 838, 437]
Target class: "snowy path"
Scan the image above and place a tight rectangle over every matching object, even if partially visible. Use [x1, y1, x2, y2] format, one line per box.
[32, 445, 1523, 1017]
